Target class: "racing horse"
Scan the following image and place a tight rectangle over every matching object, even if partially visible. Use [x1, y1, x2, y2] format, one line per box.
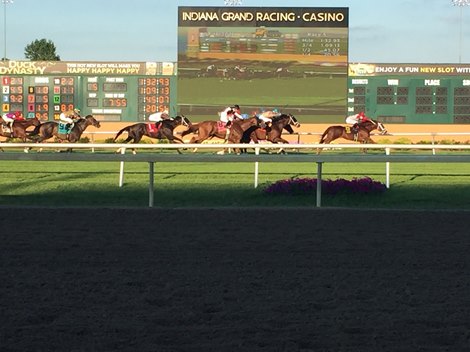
[180, 116, 259, 154]
[317, 119, 388, 154]
[28, 115, 101, 152]
[240, 114, 300, 153]
[113, 115, 191, 154]
[217, 116, 261, 155]
[0, 116, 41, 142]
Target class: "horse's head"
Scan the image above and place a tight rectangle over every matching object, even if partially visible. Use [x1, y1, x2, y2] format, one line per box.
[273, 114, 300, 128]
[84, 115, 101, 128]
[287, 114, 300, 128]
[376, 121, 388, 135]
[175, 115, 190, 127]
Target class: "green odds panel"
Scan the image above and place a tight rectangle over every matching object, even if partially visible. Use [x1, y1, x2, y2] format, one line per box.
[348, 63, 470, 124]
[0, 62, 177, 122]
[81, 76, 176, 122]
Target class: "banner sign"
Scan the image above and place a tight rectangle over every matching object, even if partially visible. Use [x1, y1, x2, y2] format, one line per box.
[179, 7, 348, 27]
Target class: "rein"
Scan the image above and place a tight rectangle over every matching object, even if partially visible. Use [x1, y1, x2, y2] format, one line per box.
[288, 114, 295, 126]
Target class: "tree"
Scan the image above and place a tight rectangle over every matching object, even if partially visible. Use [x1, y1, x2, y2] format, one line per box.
[24, 39, 60, 61]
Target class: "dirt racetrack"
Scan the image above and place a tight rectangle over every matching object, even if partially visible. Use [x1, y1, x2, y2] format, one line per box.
[1, 207, 469, 351]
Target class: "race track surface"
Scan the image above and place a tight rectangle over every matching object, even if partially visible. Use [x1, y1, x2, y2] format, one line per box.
[1, 207, 469, 351]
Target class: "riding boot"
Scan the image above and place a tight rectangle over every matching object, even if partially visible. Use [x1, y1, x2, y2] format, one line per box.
[353, 123, 361, 135]
[351, 123, 359, 141]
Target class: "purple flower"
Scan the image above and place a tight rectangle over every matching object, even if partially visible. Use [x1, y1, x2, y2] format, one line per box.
[264, 177, 386, 196]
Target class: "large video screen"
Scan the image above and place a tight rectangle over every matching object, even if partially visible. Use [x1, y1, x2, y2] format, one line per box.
[178, 7, 348, 122]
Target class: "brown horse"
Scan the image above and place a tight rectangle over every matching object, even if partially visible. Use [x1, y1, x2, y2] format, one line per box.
[318, 119, 387, 153]
[0, 117, 41, 142]
[181, 116, 260, 153]
[28, 115, 101, 152]
[182, 116, 258, 144]
[241, 114, 300, 153]
[113, 115, 191, 153]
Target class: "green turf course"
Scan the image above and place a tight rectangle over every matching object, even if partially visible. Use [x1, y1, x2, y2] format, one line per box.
[1, 157, 469, 209]
[178, 76, 347, 123]
[179, 77, 344, 107]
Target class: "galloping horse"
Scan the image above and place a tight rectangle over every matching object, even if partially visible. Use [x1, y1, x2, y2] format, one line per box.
[0, 117, 41, 142]
[113, 115, 191, 153]
[243, 114, 300, 144]
[318, 119, 388, 153]
[28, 115, 101, 152]
[240, 114, 300, 154]
[181, 116, 259, 144]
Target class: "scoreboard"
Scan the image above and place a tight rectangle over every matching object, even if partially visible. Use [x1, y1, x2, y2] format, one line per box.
[348, 63, 470, 124]
[196, 27, 348, 58]
[0, 61, 177, 122]
[179, 7, 348, 63]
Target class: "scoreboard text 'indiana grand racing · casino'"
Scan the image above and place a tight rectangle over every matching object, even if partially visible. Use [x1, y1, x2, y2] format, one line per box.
[0, 61, 177, 122]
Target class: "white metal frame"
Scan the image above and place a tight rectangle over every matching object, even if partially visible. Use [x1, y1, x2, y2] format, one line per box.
[1, 142, 469, 207]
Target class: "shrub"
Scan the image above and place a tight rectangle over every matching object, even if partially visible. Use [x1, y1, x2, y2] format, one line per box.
[264, 177, 387, 196]
[394, 137, 413, 145]
[78, 136, 90, 143]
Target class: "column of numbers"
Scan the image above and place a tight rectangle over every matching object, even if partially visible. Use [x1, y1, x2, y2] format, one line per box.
[53, 77, 75, 119]
[138, 78, 158, 120]
[2, 77, 24, 113]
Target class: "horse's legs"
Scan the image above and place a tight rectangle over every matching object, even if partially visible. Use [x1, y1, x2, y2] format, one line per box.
[360, 136, 375, 153]
[317, 137, 332, 154]
[270, 137, 290, 154]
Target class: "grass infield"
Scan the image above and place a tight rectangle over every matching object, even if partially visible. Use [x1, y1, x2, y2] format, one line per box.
[0, 154, 469, 210]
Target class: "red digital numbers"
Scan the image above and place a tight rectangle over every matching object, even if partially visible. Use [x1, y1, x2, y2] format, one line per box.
[102, 98, 127, 107]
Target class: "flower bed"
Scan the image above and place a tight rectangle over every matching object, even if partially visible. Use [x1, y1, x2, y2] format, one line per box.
[264, 177, 387, 196]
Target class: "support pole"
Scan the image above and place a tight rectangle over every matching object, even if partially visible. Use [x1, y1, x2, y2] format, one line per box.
[385, 147, 390, 189]
[119, 147, 125, 187]
[254, 147, 260, 188]
[316, 162, 323, 207]
[149, 162, 154, 207]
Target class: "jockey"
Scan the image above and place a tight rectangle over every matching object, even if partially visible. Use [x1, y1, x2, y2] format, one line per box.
[257, 108, 281, 128]
[60, 108, 81, 124]
[220, 105, 242, 127]
[148, 109, 170, 129]
[2, 111, 24, 131]
[345, 111, 371, 132]
[206, 64, 216, 73]
[219, 105, 243, 141]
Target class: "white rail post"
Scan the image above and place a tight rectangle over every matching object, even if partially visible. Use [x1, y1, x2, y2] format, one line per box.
[316, 162, 323, 207]
[254, 147, 260, 188]
[119, 147, 126, 187]
[91, 132, 95, 153]
[385, 147, 390, 189]
[149, 162, 154, 207]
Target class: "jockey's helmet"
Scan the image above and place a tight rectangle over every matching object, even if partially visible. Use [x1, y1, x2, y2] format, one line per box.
[14, 111, 22, 117]
[233, 104, 240, 110]
[74, 108, 81, 114]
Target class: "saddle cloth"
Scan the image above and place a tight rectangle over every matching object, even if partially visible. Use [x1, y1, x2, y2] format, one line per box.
[58, 122, 71, 134]
[216, 121, 227, 133]
[147, 123, 160, 134]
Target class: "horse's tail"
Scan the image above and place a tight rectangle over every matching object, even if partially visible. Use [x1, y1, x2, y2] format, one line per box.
[113, 126, 131, 142]
[319, 127, 330, 144]
[181, 123, 199, 137]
